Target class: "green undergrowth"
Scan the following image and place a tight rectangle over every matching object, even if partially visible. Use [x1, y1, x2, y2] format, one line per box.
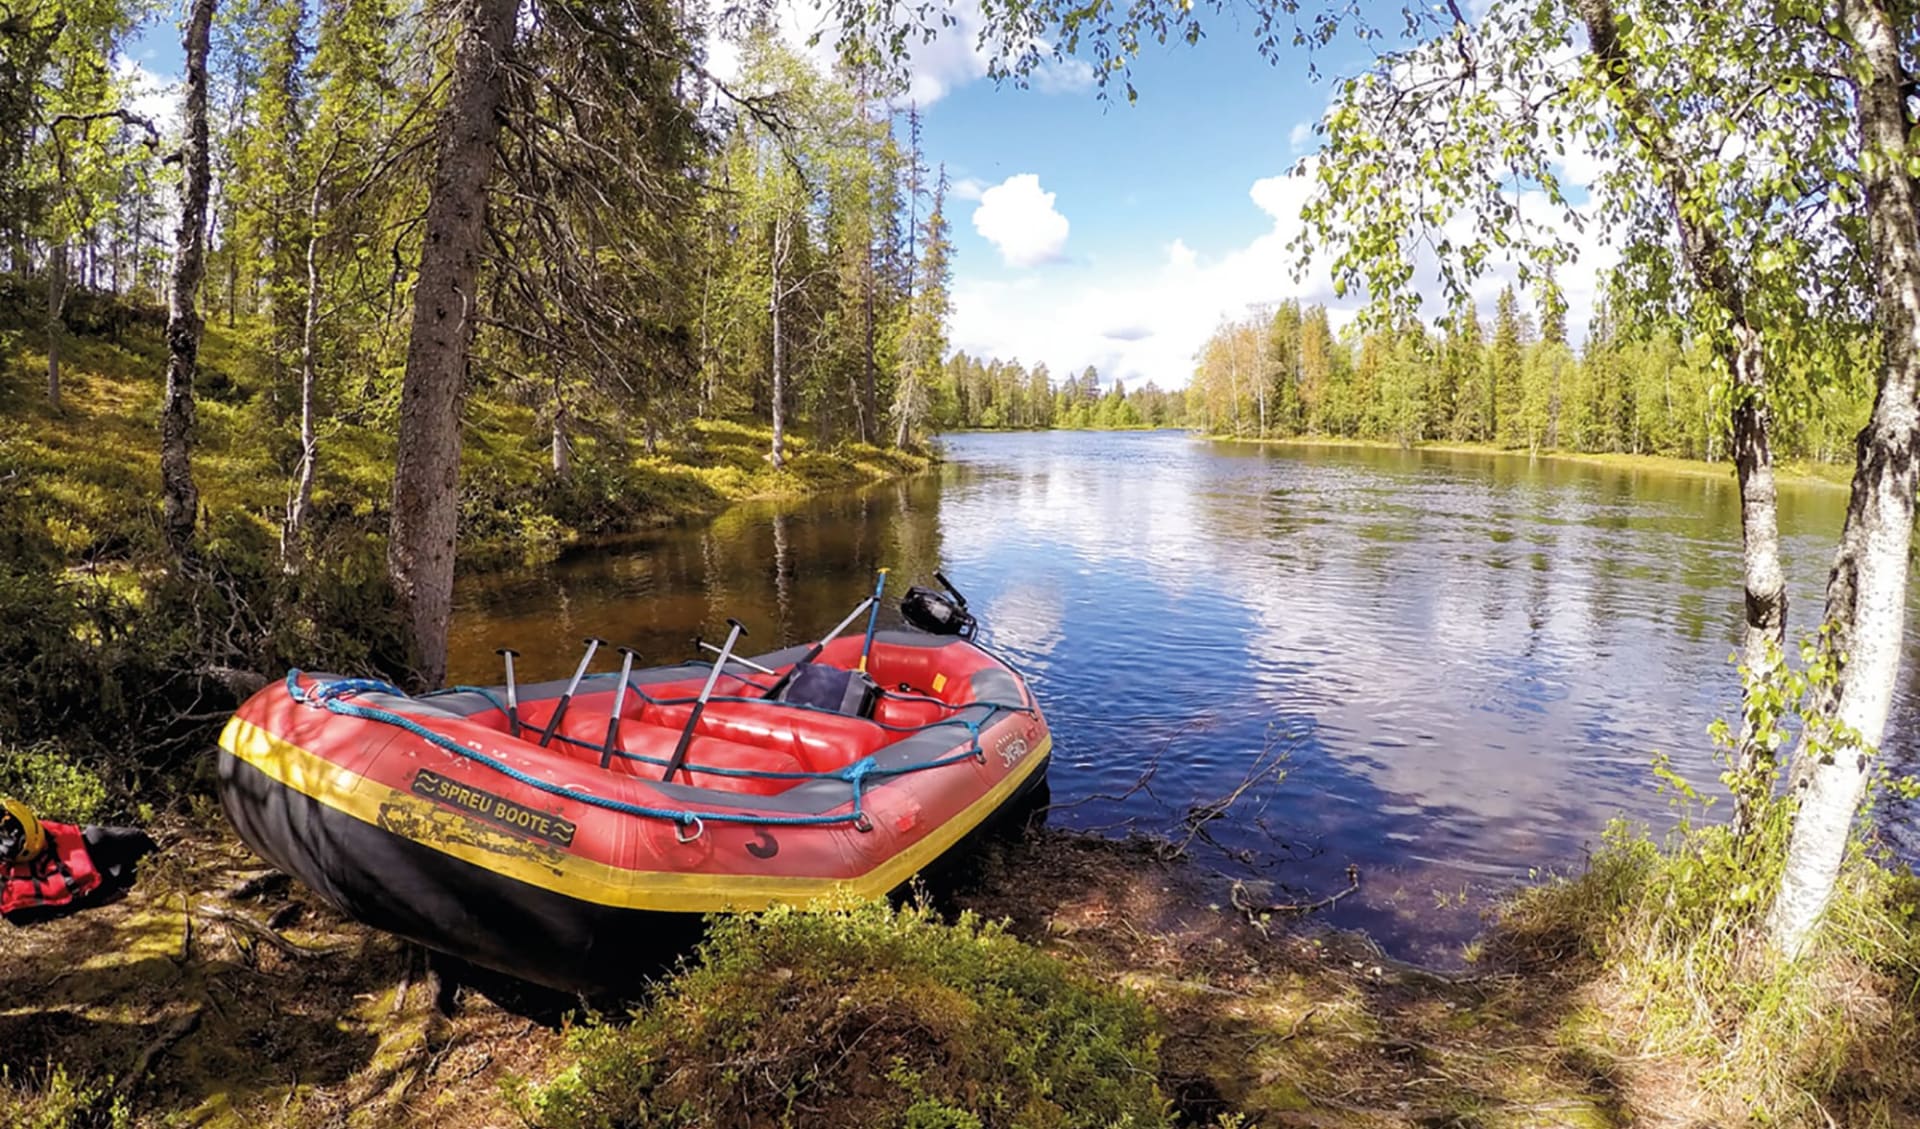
[1491, 814, 1920, 1124]
[0, 742, 110, 824]
[2, 294, 926, 572]
[0, 1063, 129, 1129]
[513, 898, 1170, 1129]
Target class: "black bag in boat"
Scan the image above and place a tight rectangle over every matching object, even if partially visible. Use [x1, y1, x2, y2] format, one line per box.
[901, 586, 976, 638]
[777, 662, 878, 718]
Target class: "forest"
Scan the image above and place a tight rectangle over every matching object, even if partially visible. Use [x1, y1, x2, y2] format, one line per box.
[1185, 289, 1871, 460]
[941, 285, 1873, 465]
[930, 351, 1186, 429]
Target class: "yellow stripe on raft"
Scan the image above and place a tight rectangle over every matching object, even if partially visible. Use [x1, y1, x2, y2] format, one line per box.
[218, 715, 1050, 913]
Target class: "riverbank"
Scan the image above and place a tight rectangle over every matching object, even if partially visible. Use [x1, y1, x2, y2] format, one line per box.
[4, 301, 927, 573]
[1203, 432, 1856, 490]
[6, 822, 1914, 1127]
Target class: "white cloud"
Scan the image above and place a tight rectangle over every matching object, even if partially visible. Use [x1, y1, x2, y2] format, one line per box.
[971, 174, 1070, 268]
[949, 176, 989, 203]
[1031, 58, 1096, 95]
[949, 158, 1617, 390]
[1288, 121, 1313, 150]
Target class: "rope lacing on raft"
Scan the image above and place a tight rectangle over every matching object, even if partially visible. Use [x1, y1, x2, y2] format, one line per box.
[281, 669, 1020, 832]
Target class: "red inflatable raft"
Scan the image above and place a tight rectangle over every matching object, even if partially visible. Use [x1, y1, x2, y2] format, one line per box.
[216, 630, 1050, 992]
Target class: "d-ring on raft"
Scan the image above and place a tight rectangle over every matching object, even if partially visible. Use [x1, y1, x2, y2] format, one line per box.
[216, 596, 1051, 994]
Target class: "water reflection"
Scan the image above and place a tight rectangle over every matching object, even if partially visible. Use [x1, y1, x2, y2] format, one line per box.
[451, 431, 1919, 965]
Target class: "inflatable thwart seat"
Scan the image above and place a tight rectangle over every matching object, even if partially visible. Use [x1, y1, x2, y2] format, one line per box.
[217, 629, 1051, 993]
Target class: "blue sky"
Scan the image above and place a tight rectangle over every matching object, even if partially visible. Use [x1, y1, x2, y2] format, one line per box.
[124, 3, 1609, 389]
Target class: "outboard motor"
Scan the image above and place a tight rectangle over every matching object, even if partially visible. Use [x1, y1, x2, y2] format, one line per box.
[901, 572, 977, 639]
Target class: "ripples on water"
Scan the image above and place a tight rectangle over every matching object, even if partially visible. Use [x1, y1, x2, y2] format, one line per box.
[452, 431, 1919, 965]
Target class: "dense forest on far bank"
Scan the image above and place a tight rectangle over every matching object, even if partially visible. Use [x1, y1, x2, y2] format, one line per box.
[941, 285, 1872, 466]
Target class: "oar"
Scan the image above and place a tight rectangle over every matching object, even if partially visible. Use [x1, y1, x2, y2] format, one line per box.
[856, 568, 889, 675]
[495, 647, 522, 738]
[760, 596, 874, 700]
[662, 618, 746, 784]
[600, 646, 638, 768]
[537, 637, 604, 748]
[695, 638, 778, 676]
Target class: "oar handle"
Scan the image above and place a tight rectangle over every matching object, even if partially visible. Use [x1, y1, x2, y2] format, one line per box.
[601, 646, 638, 768]
[537, 637, 604, 749]
[496, 648, 522, 738]
[664, 620, 745, 783]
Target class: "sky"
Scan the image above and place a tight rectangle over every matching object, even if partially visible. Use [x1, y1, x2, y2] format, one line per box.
[122, 2, 1612, 391]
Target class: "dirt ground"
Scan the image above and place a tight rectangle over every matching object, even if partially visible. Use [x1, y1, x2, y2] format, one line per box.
[0, 825, 1683, 1128]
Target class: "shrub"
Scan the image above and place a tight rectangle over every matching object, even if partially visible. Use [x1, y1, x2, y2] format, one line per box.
[0, 742, 109, 824]
[0, 1063, 128, 1129]
[519, 899, 1170, 1129]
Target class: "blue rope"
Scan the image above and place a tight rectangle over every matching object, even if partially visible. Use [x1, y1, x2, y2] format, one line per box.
[281, 670, 1022, 830]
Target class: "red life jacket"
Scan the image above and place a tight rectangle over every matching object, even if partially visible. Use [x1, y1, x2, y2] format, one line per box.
[1, 821, 102, 918]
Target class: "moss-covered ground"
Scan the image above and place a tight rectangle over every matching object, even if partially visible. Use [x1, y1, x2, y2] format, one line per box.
[1, 297, 927, 572]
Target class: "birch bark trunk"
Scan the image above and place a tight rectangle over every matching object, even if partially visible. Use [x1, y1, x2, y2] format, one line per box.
[1767, 0, 1920, 957]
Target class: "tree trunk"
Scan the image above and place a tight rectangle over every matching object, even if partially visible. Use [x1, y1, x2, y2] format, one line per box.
[862, 245, 877, 445]
[768, 213, 788, 470]
[387, 0, 517, 688]
[162, 0, 216, 564]
[550, 378, 571, 479]
[1726, 327, 1788, 835]
[283, 174, 326, 572]
[1578, 0, 1787, 835]
[46, 241, 65, 410]
[1767, 0, 1920, 958]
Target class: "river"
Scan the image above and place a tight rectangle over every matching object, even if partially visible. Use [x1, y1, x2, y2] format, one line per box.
[449, 430, 1920, 965]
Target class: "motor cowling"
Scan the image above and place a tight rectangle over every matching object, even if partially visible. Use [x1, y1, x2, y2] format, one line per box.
[901, 585, 976, 639]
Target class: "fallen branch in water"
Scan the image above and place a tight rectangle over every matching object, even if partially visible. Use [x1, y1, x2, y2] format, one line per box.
[1041, 720, 1205, 816]
[1232, 863, 1361, 917]
[1167, 725, 1295, 860]
[197, 903, 350, 958]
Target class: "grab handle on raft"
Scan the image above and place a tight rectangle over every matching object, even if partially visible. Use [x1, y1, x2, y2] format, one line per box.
[538, 637, 603, 748]
[495, 648, 522, 738]
[664, 619, 746, 784]
[760, 596, 873, 700]
[601, 646, 638, 769]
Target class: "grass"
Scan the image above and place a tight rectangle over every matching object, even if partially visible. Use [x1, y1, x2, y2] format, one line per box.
[1490, 818, 1920, 1125]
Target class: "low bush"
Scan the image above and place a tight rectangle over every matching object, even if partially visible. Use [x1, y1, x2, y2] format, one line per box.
[0, 743, 110, 824]
[0, 1063, 128, 1129]
[517, 898, 1170, 1129]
